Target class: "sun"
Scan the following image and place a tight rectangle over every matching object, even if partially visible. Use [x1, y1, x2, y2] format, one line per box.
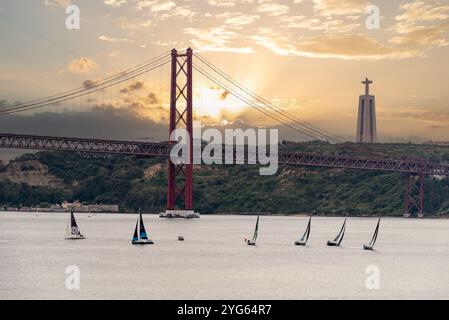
[194, 87, 246, 120]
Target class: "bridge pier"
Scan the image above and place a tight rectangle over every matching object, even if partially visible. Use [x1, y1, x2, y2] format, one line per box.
[403, 172, 424, 218]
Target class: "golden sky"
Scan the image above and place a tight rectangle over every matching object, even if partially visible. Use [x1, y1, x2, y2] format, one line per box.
[0, 0, 449, 142]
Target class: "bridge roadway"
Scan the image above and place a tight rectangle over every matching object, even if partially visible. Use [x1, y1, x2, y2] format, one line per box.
[1, 133, 448, 176]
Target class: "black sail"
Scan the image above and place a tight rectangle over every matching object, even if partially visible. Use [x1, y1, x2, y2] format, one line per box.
[70, 209, 81, 236]
[132, 220, 139, 242]
[333, 218, 347, 242]
[139, 212, 149, 240]
[300, 217, 311, 242]
[370, 217, 381, 246]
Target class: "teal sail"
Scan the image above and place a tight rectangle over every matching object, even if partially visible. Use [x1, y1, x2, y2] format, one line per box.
[139, 212, 148, 240]
[300, 217, 311, 242]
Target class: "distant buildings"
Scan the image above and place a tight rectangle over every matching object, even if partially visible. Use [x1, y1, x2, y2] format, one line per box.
[2, 202, 119, 213]
[356, 78, 377, 143]
[61, 201, 119, 213]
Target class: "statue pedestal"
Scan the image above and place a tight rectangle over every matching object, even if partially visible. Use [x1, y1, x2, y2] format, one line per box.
[159, 210, 200, 219]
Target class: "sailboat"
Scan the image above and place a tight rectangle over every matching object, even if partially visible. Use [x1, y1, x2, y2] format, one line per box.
[294, 216, 311, 246]
[246, 213, 260, 246]
[65, 209, 85, 240]
[327, 216, 347, 247]
[132, 211, 154, 245]
[363, 216, 381, 251]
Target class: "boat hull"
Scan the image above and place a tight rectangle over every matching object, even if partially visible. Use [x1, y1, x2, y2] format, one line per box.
[160, 210, 200, 219]
[65, 236, 86, 240]
[132, 240, 154, 245]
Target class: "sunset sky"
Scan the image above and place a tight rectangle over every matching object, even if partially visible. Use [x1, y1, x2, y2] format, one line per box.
[1, 0, 449, 151]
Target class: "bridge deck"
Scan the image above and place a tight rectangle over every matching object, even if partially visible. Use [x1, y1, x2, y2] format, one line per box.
[1, 133, 448, 176]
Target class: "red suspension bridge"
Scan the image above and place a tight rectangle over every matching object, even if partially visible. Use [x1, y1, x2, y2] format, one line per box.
[0, 48, 442, 217]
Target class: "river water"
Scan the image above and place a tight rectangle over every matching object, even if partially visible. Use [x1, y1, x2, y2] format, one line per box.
[1, 212, 448, 300]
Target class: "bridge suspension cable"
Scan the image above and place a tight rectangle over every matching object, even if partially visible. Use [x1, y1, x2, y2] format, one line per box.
[0, 51, 171, 116]
[193, 63, 332, 142]
[193, 52, 343, 143]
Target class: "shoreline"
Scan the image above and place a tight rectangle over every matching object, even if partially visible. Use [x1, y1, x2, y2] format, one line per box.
[1, 210, 448, 219]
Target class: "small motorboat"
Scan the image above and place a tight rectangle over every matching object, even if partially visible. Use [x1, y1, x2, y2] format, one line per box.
[294, 216, 311, 246]
[132, 211, 154, 245]
[65, 209, 86, 240]
[363, 216, 381, 251]
[246, 213, 260, 246]
[178, 235, 185, 241]
[327, 216, 347, 247]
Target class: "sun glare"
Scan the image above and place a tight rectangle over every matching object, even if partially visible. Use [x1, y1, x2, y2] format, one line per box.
[194, 87, 246, 120]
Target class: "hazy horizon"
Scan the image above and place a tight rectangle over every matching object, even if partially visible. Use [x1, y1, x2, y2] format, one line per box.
[1, 0, 449, 150]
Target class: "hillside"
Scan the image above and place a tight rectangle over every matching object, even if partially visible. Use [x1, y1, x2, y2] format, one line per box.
[1, 142, 449, 216]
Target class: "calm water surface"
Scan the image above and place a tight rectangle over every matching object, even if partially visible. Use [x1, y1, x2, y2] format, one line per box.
[1, 212, 448, 299]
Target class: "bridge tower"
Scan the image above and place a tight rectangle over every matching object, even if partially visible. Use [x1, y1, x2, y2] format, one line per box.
[160, 48, 199, 218]
[404, 172, 425, 218]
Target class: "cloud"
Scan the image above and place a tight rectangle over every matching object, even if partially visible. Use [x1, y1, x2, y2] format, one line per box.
[0, 106, 168, 143]
[99, 35, 132, 43]
[389, 22, 449, 48]
[427, 125, 447, 130]
[44, 0, 71, 8]
[184, 26, 254, 54]
[218, 12, 260, 27]
[378, 106, 449, 123]
[158, 6, 195, 20]
[83, 80, 96, 89]
[66, 57, 99, 74]
[252, 32, 418, 60]
[135, 0, 176, 12]
[257, 2, 289, 16]
[390, 1, 449, 50]
[394, 0, 449, 33]
[280, 15, 360, 33]
[104, 0, 127, 8]
[147, 92, 159, 104]
[120, 81, 145, 93]
[220, 90, 230, 100]
[312, 0, 368, 16]
[208, 0, 239, 7]
[151, 1, 176, 12]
